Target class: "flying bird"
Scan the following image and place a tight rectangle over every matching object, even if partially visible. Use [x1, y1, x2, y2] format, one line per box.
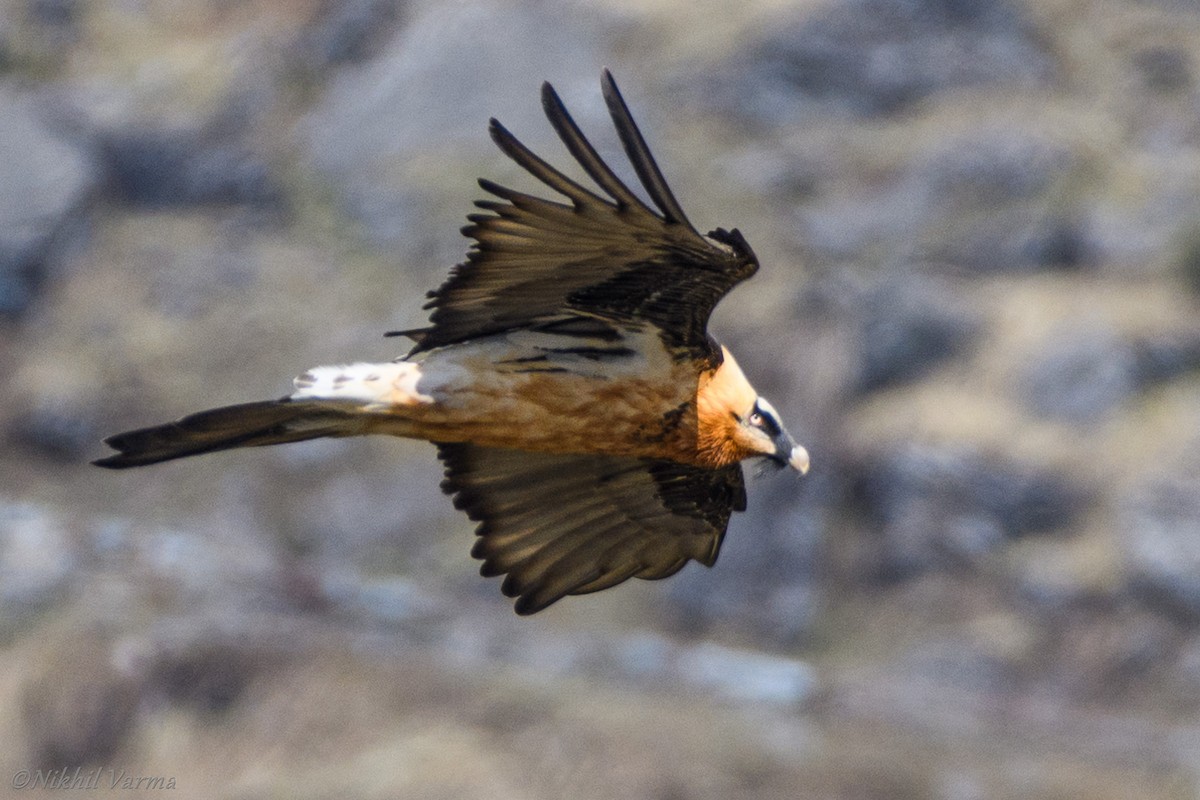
[94, 70, 809, 615]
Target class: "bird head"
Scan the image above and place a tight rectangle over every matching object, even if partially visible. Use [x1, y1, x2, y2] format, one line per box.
[696, 348, 809, 474]
[729, 396, 809, 474]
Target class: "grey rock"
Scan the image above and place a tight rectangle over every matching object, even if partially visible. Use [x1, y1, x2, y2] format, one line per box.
[1021, 326, 1200, 423]
[1022, 326, 1140, 423]
[99, 127, 283, 209]
[18, 0, 81, 64]
[787, 269, 977, 395]
[324, 574, 438, 623]
[675, 641, 818, 706]
[902, 129, 1086, 272]
[716, 0, 1055, 122]
[0, 86, 97, 315]
[1179, 226, 1200, 295]
[793, 125, 1085, 272]
[10, 397, 100, 462]
[294, 0, 405, 69]
[302, 1, 618, 258]
[148, 641, 262, 714]
[21, 628, 143, 770]
[1083, 160, 1200, 271]
[920, 129, 1072, 204]
[935, 210, 1089, 273]
[1132, 333, 1200, 385]
[854, 444, 1086, 580]
[27, 0, 80, 29]
[0, 502, 77, 624]
[1123, 474, 1200, 616]
[1132, 46, 1193, 93]
[854, 275, 978, 393]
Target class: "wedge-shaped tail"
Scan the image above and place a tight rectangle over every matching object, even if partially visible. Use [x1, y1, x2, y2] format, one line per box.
[93, 400, 363, 469]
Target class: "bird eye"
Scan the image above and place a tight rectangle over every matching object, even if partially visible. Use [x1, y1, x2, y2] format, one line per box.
[749, 412, 763, 426]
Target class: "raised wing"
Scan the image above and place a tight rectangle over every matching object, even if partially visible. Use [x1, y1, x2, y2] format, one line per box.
[437, 444, 747, 615]
[407, 70, 758, 360]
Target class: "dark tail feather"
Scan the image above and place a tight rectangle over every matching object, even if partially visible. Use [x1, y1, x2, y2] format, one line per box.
[92, 399, 361, 469]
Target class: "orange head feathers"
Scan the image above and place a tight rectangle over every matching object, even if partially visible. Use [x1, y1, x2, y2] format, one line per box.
[696, 348, 808, 472]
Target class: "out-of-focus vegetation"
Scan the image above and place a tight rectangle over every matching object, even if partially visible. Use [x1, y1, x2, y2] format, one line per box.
[1, 0, 1199, 797]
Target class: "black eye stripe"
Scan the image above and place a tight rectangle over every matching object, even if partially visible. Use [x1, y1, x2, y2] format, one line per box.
[753, 402, 782, 436]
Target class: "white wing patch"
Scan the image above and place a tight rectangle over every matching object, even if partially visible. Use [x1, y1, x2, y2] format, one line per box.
[291, 362, 433, 408]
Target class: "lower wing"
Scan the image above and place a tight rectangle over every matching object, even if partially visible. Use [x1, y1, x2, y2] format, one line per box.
[436, 443, 746, 614]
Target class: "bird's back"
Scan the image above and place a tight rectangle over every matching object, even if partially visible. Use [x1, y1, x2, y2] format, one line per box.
[365, 323, 704, 461]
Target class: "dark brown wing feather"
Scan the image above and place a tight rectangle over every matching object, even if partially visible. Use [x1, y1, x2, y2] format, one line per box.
[437, 444, 747, 615]
[410, 70, 758, 359]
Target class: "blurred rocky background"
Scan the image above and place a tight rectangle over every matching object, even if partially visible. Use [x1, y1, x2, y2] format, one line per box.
[1, 0, 1199, 797]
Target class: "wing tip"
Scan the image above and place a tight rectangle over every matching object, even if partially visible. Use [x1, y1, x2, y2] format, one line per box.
[91, 432, 149, 469]
[513, 595, 548, 616]
[539, 79, 558, 108]
[539, 80, 572, 136]
[599, 66, 619, 102]
[91, 454, 129, 469]
[487, 118, 514, 151]
[707, 226, 759, 269]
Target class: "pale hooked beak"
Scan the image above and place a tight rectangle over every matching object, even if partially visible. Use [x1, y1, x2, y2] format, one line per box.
[771, 430, 810, 475]
[788, 444, 810, 475]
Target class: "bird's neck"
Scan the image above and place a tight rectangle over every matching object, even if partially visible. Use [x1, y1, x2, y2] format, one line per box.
[694, 347, 758, 468]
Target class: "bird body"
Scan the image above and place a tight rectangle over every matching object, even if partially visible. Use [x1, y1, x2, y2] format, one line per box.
[95, 71, 808, 614]
[288, 327, 760, 467]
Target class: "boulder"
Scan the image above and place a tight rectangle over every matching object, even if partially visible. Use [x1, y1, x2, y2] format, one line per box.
[716, 0, 1055, 122]
[0, 86, 97, 315]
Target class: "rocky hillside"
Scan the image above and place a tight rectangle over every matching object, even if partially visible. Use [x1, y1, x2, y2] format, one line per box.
[1, 0, 1199, 797]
